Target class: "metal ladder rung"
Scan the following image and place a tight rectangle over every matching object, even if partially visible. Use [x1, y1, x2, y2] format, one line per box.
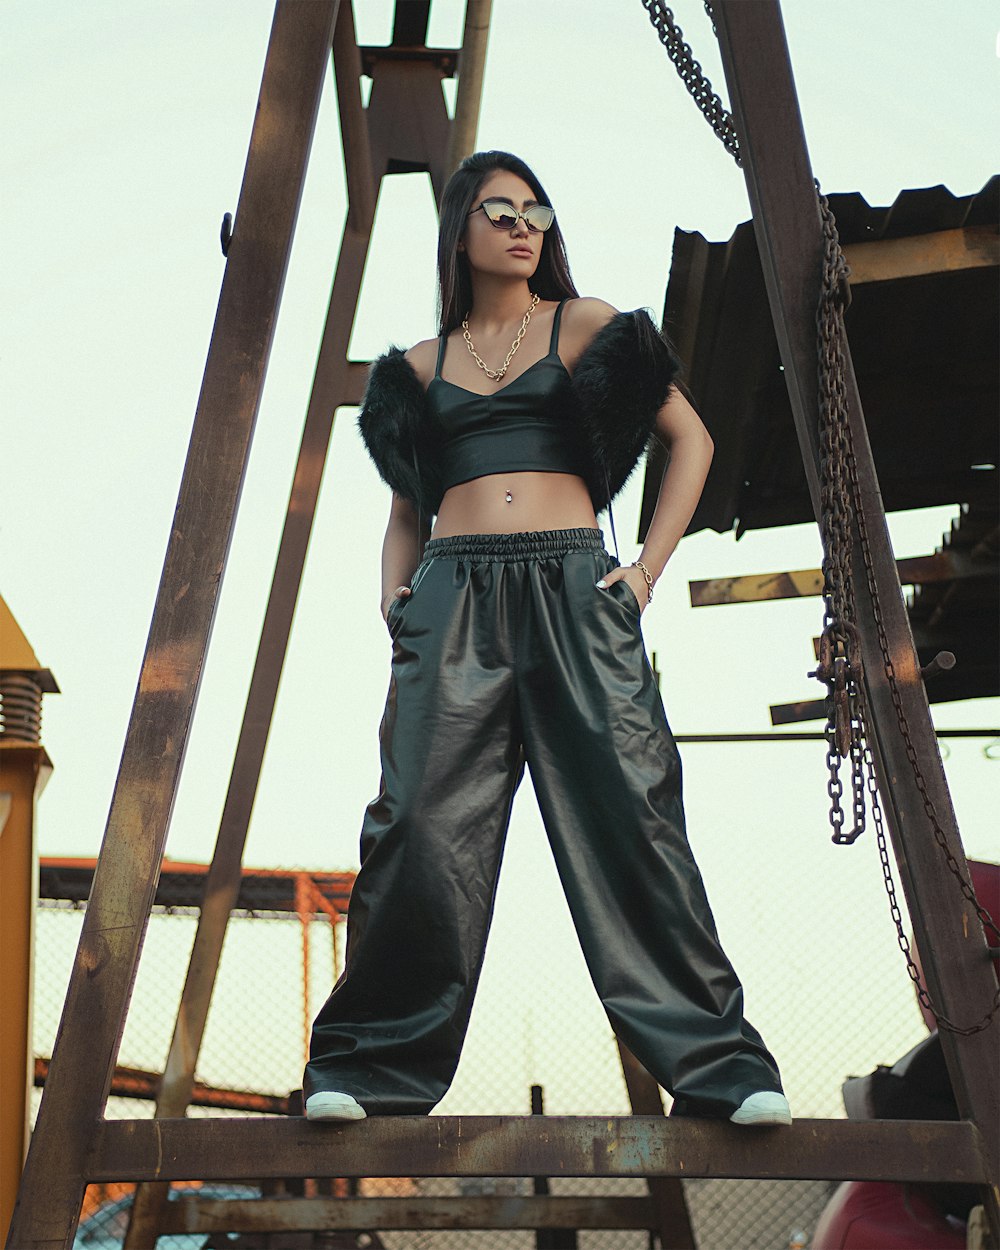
[89, 1116, 988, 1185]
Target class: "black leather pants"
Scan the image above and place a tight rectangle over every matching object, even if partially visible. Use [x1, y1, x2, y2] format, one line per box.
[306, 527, 783, 1117]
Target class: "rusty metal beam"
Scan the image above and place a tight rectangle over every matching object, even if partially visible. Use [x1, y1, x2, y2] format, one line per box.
[391, 0, 430, 46]
[145, 0, 367, 1148]
[6, 5, 340, 1249]
[710, 1, 999, 1231]
[690, 548, 993, 607]
[157, 1194, 656, 1234]
[770, 698, 838, 727]
[126, 8, 457, 1248]
[32, 1058, 295, 1116]
[842, 223, 999, 285]
[37, 857, 355, 915]
[367, 57, 453, 202]
[617, 1042, 696, 1249]
[769, 702, 1000, 727]
[138, 0, 454, 1148]
[87, 1116, 988, 1185]
[447, 0, 492, 176]
[335, 0, 374, 229]
[692, 568, 825, 606]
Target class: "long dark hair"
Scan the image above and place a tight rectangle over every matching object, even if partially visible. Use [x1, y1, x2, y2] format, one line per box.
[437, 150, 578, 335]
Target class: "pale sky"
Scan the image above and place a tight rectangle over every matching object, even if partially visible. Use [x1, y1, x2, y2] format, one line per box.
[5, 1, 998, 1120]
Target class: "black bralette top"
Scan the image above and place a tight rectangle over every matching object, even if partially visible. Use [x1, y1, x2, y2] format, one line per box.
[425, 298, 589, 493]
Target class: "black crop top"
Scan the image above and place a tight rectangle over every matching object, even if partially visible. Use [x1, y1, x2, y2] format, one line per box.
[426, 298, 590, 493]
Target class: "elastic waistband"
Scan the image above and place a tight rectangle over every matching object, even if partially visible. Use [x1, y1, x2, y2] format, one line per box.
[423, 527, 605, 562]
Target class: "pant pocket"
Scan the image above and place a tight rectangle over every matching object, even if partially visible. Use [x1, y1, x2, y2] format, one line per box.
[599, 570, 641, 623]
[385, 590, 410, 638]
[609, 575, 642, 617]
[386, 557, 435, 638]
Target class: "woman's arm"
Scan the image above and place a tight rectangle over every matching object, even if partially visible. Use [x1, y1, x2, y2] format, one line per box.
[564, 298, 713, 609]
[380, 492, 430, 620]
[377, 338, 438, 620]
[634, 389, 714, 583]
[599, 385, 713, 611]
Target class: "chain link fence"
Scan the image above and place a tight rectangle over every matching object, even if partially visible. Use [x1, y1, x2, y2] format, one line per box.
[31, 731, 967, 1249]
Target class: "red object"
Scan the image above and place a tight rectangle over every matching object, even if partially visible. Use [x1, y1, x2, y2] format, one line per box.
[913, 858, 1000, 1032]
[966, 859, 999, 974]
[812, 1181, 966, 1248]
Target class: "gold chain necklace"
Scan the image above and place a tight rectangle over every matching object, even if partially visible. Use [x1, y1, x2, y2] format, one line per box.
[462, 293, 540, 381]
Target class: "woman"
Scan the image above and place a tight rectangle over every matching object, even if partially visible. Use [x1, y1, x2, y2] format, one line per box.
[304, 151, 790, 1128]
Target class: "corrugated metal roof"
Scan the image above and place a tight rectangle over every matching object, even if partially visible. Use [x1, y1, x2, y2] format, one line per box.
[641, 174, 999, 539]
[642, 176, 998, 706]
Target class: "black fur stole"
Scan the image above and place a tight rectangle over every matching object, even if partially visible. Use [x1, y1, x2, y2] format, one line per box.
[568, 308, 682, 509]
[356, 308, 682, 516]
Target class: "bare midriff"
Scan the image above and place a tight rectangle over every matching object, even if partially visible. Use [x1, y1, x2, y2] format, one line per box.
[431, 471, 598, 538]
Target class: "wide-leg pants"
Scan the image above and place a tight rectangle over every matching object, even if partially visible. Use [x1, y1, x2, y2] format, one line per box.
[306, 527, 783, 1117]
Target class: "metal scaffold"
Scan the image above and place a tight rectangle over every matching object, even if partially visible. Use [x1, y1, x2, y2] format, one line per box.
[6, 2, 997, 1247]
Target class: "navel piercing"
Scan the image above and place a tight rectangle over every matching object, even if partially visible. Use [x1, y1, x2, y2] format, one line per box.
[504, 489, 513, 503]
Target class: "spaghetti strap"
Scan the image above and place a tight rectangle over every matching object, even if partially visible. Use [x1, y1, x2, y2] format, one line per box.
[549, 298, 568, 356]
[434, 334, 447, 379]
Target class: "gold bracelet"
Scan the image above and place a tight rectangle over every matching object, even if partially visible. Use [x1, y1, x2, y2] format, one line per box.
[631, 560, 655, 603]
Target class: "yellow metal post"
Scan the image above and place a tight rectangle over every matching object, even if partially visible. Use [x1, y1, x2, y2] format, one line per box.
[0, 596, 56, 1246]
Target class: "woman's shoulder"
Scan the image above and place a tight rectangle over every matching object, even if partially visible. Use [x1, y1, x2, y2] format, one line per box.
[563, 295, 620, 325]
[560, 296, 622, 370]
[403, 337, 439, 392]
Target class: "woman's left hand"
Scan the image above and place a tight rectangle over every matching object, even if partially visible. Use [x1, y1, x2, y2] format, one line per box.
[596, 565, 651, 614]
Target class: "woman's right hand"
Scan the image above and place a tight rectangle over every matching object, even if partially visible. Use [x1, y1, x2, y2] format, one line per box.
[381, 585, 412, 622]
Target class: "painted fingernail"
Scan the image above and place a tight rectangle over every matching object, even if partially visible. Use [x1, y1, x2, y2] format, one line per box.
[595, 579, 607, 588]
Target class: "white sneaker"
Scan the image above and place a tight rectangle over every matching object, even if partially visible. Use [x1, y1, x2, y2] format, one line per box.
[304, 1091, 367, 1122]
[729, 1091, 792, 1126]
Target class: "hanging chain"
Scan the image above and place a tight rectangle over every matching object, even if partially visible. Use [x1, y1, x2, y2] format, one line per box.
[814, 191, 866, 846]
[815, 186, 1000, 1035]
[641, 0, 999, 1034]
[866, 741, 957, 1022]
[640, 0, 742, 165]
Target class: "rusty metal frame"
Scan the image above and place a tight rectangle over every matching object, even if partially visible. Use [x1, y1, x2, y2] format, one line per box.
[6, 3, 340, 1247]
[617, 1041, 696, 1249]
[86, 1117, 989, 1185]
[10, 2, 997, 1249]
[123, 3, 477, 1246]
[710, 0, 999, 1232]
[689, 549, 994, 608]
[154, 1194, 657, 1235]
[842, 223, 999, 284]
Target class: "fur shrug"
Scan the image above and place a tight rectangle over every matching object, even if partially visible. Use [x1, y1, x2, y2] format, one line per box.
[356, 308, 682, 517]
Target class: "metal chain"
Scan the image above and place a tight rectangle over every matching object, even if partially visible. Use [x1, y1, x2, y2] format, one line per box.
[641, 0, 999, 1033]
[865, 722, 1000, 1035]
[816, 185, 1000, 1034]
[640, 0, 742, 165]
[814, 191, 865, 847]
[863, 735, 932, 1009]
